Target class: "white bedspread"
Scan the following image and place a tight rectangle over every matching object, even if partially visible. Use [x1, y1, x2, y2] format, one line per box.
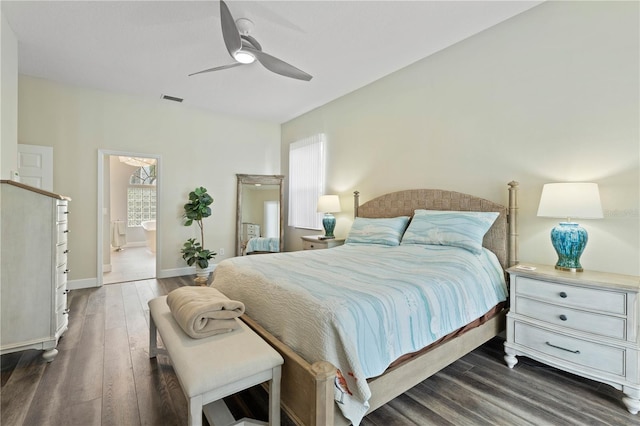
[212, 244, 507, 425]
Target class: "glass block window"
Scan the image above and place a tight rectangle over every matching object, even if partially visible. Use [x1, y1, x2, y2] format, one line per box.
[127, 187, 156, 227]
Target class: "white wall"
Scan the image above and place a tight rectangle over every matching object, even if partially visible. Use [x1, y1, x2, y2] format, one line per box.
[282, 1, 639, 276]
[1, 10, 18, 179]
[18, 76, 281, 285]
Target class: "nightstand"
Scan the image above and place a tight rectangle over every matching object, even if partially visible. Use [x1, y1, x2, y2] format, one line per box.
[301, 235, 345, 250]
[504, 263, 640, 414]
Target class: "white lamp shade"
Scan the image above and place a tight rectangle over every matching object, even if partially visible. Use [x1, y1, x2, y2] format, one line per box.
[317, 195, 341, 213]
[537, 183, 603, 219]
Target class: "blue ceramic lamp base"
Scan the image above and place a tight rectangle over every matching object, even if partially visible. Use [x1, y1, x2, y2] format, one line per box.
[550, 222, 588, 272]
[322, 213, 336, 238]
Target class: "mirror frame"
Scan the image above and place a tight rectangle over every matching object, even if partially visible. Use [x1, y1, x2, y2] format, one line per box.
[236, 174, 285, 256]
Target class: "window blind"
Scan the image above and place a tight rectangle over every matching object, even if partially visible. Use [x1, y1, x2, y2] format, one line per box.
[288, 134, 326, 229]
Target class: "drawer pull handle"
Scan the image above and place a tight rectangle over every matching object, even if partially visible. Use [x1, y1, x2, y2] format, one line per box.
[559, 292, 567, 298]
[559, 314, 567, 321]
[546, 341, 580, 354]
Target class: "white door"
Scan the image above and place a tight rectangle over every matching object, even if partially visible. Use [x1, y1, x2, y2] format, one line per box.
[263, 201, 280, 238]
[17, 144, 53, 191]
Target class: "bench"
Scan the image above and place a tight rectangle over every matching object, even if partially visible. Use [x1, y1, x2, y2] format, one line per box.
[148, 296, 284, 426]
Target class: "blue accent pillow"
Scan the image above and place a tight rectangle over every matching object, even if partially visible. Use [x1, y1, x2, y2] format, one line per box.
[400, 210, 499, 254]
[345, 216, 410, 246]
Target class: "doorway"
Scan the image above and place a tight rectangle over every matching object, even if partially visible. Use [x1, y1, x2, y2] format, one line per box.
[97, 150, 160, 285]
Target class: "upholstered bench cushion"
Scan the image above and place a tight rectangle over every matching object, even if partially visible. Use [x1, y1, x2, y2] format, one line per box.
[149, 296, 283, 398]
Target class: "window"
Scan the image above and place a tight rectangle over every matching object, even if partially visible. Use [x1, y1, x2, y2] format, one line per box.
[288, 134, 326, 229]
[127, 165, 157, 227]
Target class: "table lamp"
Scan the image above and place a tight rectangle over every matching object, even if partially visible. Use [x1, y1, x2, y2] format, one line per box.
[317, 195, 341, 238]
[537, 182, 603, 272]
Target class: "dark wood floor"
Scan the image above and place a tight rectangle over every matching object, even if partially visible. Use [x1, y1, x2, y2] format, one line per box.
[1, 277, 638, 426]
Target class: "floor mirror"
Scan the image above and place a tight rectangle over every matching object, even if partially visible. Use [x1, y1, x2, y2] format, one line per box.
[236, 174, 284, 256]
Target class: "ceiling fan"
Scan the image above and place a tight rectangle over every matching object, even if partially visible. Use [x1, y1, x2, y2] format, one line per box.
[189, 0, 312, 81]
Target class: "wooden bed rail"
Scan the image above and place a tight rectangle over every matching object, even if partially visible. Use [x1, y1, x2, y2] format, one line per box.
[240, 315, 337, 426]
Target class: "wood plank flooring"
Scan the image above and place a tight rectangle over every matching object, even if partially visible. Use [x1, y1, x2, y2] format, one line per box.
[1, 277, 638, 426]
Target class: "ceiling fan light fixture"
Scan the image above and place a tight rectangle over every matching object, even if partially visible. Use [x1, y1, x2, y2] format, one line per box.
[233, 50, 255, 64]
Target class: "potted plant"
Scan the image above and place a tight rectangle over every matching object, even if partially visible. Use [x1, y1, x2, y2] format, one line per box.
[180, 187, 216, 280]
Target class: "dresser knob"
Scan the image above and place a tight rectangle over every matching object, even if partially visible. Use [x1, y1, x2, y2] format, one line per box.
[559, 314, 567, 321]
[64, 269, 70, 274]
[559, 291, 567, 298]
[63, 289, 70, 295]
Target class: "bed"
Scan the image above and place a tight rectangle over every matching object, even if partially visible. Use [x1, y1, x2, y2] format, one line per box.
[244, 236, 280, 255]
[212, 182, 519, 425]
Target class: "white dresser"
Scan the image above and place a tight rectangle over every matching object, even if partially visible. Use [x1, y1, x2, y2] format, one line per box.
[504, 264, 640, 414]
[242, 223, 260, 241]
[1, 181, 71, 362]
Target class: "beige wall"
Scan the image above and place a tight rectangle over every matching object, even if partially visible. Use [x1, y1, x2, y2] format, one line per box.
[1, 11, 18, 179]
[18, 76, 281, 285]
[282, 1, 639, 276]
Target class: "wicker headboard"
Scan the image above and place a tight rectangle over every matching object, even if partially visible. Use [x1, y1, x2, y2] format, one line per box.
[354, 182, 519, 270]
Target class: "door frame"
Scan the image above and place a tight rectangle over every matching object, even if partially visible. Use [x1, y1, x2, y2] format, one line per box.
[97, 149, 161, 286]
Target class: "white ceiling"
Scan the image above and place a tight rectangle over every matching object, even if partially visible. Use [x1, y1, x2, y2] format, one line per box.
[1, 1, 543, 123]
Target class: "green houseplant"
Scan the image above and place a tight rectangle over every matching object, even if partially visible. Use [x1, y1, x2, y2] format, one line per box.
[180, 187, 216, 271]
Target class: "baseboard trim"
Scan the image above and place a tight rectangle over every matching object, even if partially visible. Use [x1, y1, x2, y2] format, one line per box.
[68, 264, 219, 290]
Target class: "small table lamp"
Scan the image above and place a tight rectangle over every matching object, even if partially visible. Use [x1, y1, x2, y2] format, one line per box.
[537, 182, 603, 272]
[317, 195, 341, 238]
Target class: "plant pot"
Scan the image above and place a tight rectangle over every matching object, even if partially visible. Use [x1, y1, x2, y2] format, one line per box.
[195, 265, 211, 279]
[194, 265, 211, 286]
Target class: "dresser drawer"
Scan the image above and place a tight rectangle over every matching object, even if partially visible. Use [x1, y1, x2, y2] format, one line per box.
[515, 296, 626, 340]
[56, 264, 68, 289]
[55, 306, 68, 334]
[513, 321, 625, 377]
[515, 276, 626, 315]
[57, 221, 69, 244]
[57, 203, 69, 223]
[56, 243, 68, 267]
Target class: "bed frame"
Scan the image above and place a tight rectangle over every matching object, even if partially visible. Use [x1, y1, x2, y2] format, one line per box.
[241, 181, 520, 425]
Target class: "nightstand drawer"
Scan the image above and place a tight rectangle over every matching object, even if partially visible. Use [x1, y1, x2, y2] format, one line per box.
[514, 322, 625, 377]
[516, 297, 626, 340]
[303, 240, 326, 250]
[515, 276, 626, 315]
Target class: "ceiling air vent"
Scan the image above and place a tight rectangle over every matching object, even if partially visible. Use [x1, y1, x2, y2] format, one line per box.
[161, 94, 183, 103]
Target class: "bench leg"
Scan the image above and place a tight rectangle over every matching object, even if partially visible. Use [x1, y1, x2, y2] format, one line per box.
[149, 313, 158, 359]
[189, 394, 203, 426]
[269, 365, 282, 426]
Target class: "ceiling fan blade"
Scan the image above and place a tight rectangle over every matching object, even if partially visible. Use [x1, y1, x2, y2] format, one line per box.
[188, 62, 243, 77]
[244, 47, 312, 81]
[219, 0, 241, 56]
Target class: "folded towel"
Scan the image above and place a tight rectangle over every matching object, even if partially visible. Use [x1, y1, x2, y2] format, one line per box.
[116, 220, 126, 236]
[166, 286, 245, 339]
